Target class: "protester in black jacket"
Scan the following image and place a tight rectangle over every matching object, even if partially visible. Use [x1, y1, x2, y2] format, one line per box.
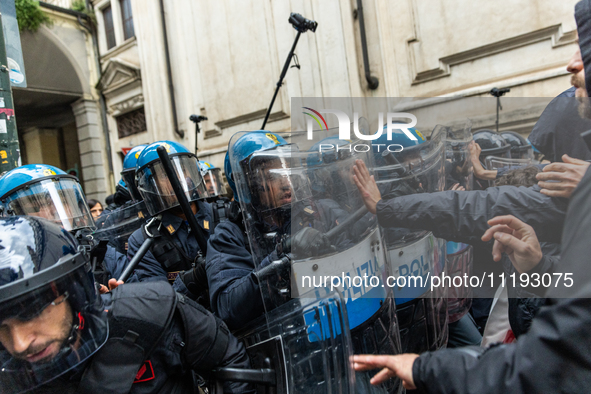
[351, 1, 591, 391]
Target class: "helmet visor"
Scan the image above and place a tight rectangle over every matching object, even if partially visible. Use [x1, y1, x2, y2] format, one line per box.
[120, 169, 142, 202]
[136, 154, 207, 215]
[241, 146, 312, 213]
[203, 168, 227, 198]
[0, 259, 108, 394]
[3, 178, 94, 232]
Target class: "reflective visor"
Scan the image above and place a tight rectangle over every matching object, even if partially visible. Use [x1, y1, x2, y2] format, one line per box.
[0, 262, 108, 394]
[243, 146, 312, 213]
[136, 154, 207, 216]
[120, 168, 142, 201]
[3, 178, 94, 232]
[203, 167, 227, 198]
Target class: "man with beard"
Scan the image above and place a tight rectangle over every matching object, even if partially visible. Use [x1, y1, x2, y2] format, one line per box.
[350, 2, 591, 391]
[0, 216, 254, 394]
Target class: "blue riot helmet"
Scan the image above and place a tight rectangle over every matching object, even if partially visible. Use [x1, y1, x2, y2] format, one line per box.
[224, 151, 238, 202]
[473, 129, 511, 162]
[306, 136, 354, 201]
[0, 164, 95, 232]
[120, 144, 148, 202]
[135, 141, 207, 216]
[0, 216, 108, 393]
[500, 131, 534, 161]
[373, 124, 427, 165]
[229, 130, 302, 212]
[199, 160, 227, 199]
[229, 130, 314, 234]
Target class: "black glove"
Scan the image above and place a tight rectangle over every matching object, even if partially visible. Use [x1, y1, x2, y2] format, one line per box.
[286, 227, 334, 259]
[181, 256, 209, 294]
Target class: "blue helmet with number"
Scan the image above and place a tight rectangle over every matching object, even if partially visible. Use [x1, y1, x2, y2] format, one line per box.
[374, 124, 426, 149]
[0, 164, 67, 198]
[135, 141, 207, 216]
[120, 144, 148, 200]
[0, 164, 95, 232]
[372, 125, 427, 166]
[199, 160, 216, 175]
[228, 131, 290, 206]
[224, 151, 237, 201]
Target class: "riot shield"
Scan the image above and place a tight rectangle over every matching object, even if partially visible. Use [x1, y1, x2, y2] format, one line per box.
[442, 122, 474, 324]
[235, 291, 355, 394]
[443, 122, 473, 191]
[229, 127, 403, 393]
[373, 125, 449, 354]
[446, 241, 473, 324]
[93, 200, 148, 255]
[485, 156, 536, 171]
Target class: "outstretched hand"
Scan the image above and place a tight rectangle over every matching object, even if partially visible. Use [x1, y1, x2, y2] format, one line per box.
[352, 159, 382, 214]
[98, 278, 124, 294]
[536, 154, 590, 198]
[352, 354, 419, 390]
[481, 215, 543, 273]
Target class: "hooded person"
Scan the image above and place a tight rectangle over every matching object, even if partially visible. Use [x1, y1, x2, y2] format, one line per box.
[352, 2, 591, 392]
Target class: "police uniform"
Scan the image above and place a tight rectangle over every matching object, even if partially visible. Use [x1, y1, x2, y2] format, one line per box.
[127, 200, 212, 285]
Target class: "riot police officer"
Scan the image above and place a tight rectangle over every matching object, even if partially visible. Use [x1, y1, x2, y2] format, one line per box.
[0, 215, 254, 394]
[94, 145, 149, 280]
[199, 160, 228, 201]
[0, 164, 95, 231]
[0, 164, 129, 287]
[126, 141, 212, 298]
[206, 131, 334, 330]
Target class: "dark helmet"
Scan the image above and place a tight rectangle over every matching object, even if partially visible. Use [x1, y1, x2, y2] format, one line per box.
[500, 131, 534, 160]
[472, 129, 511, 161]
[0, 216, 107, 393]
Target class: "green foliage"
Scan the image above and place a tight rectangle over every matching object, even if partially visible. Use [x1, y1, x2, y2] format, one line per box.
[71, 0, 97, 27]
[15, 0, 51, 32]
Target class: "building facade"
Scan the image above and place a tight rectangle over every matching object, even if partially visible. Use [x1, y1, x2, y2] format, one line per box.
[17, 0, 580, 198]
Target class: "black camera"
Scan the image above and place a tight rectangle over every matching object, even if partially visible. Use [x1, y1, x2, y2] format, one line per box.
[189, 114, 208, 123]
[489, 87, 510, 97]
[288, 13, 318, 33]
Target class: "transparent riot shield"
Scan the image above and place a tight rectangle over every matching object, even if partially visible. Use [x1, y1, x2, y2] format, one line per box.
[93, 200, 148, 255]
[442, 122, 474, 324]
[373, 125, 449, 354]
[443, 122, 473, 191]
[235, 291, 355, 394]
[446, 242, 473, 324]
[229, 127, 403, 393]
[485, 156, 536, 171]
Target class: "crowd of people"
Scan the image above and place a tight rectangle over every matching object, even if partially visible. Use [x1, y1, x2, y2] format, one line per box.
[2, 1, 591, 393]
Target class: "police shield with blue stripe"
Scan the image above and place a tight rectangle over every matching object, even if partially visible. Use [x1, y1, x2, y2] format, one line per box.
[226, 127, 403, 393]
[372, 124, 450, 354]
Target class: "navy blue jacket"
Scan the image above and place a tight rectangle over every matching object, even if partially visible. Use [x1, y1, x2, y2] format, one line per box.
[206, 199, 356, 330]
[127, 201, 211, 284]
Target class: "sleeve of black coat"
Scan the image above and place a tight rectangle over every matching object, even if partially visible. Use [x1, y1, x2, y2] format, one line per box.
[375, 185, 568, 245]
[205, 221, 265, 330]
[176, 294, 255, 394]
[412, 297, 591, 394]
[411, 166, 591, 393]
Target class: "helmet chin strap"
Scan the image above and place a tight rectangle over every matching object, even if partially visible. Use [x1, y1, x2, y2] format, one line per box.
[66, 312, 84, 346]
